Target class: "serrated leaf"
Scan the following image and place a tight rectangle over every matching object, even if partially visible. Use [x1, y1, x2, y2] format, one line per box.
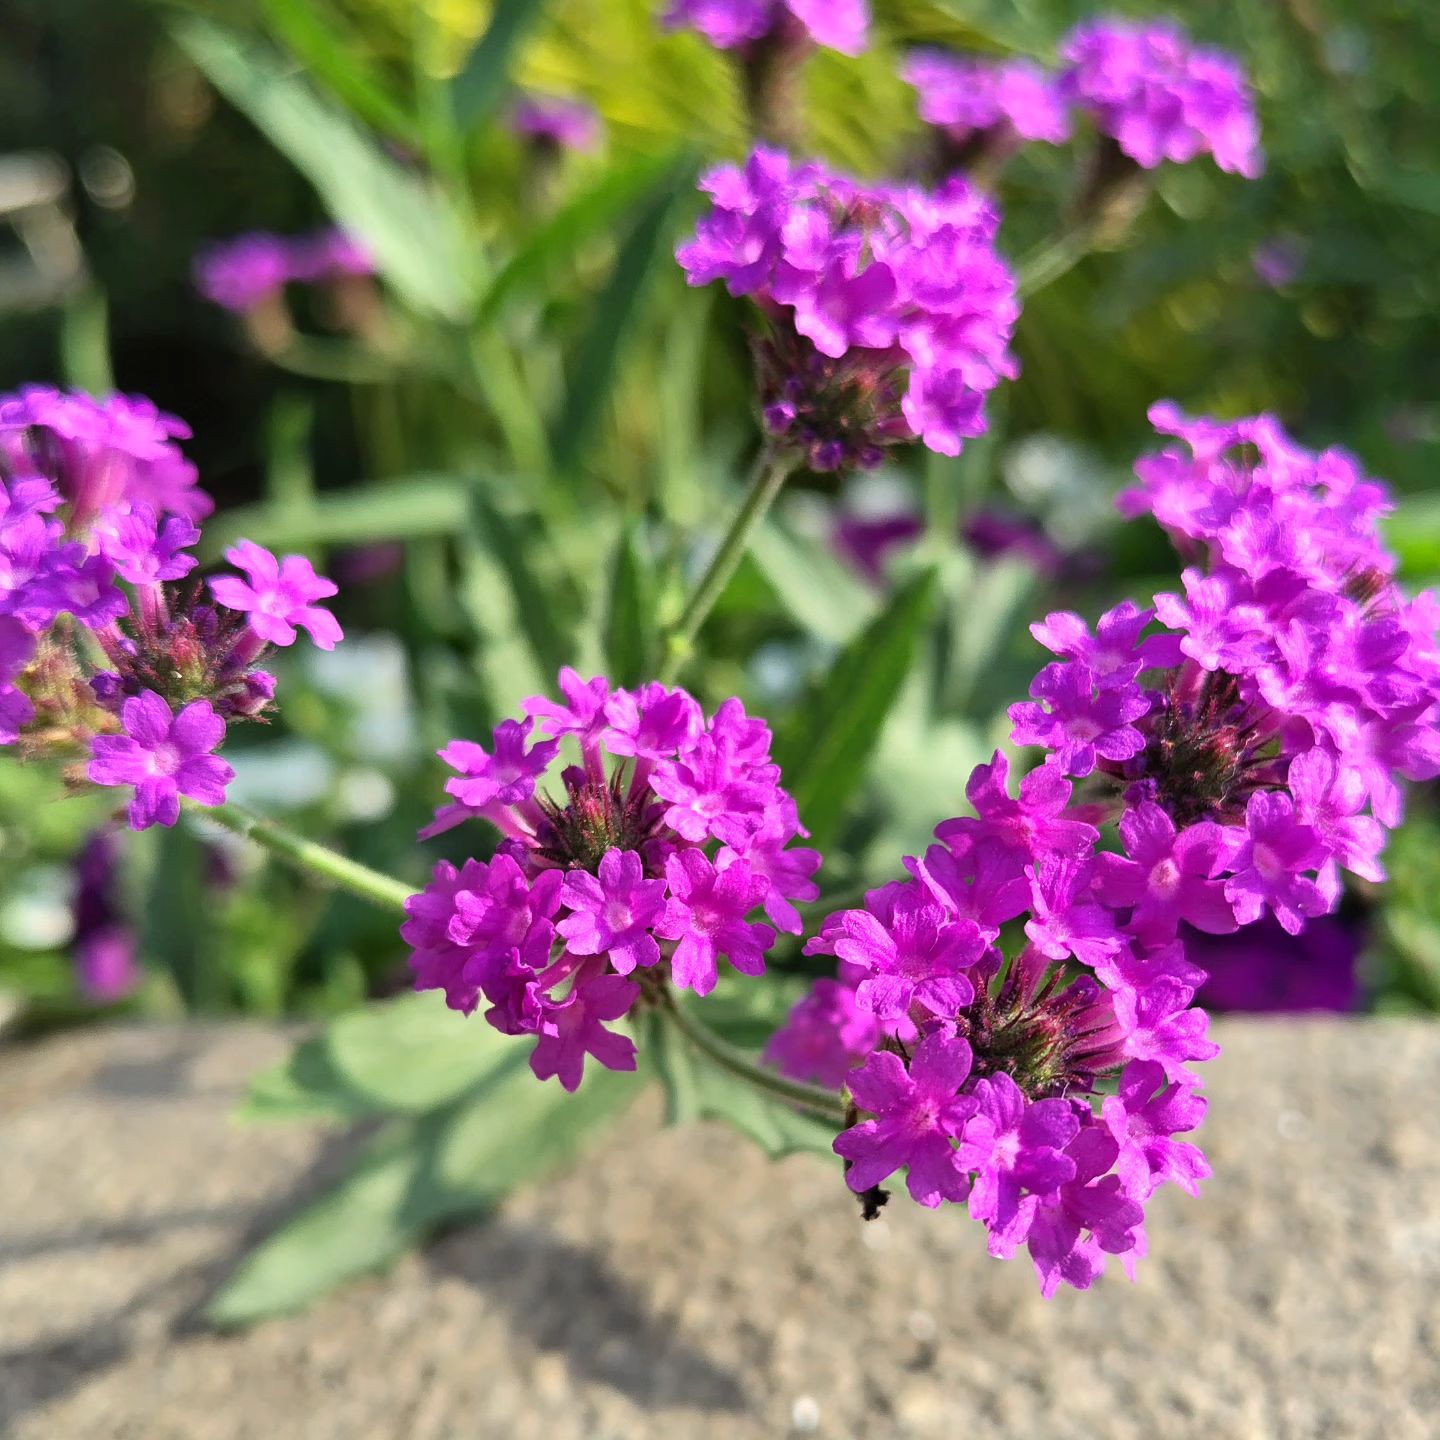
[603, 520, 657, 686]
[173, 16, 476, 318]
[550, 156, 697, 474]
[775, 567, 941, 850]
[452, 0, 551, 132]
[209, 1058, 647, 1325]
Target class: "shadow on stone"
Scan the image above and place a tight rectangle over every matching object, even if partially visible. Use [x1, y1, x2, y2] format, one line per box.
[427, 1222, 748, 1414]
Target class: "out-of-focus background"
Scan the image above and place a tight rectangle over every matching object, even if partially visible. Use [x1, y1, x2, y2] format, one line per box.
[2, 0, 1439, 1036]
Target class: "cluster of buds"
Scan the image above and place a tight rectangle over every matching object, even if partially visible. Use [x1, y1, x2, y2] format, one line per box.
[0, 387, 342, 830]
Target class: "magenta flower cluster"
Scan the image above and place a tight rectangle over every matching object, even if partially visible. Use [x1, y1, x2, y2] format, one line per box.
[403, 668, 820, 1091]
[0, 386, 343, 830]
[903, 51, 1072, 151]
[1060, 17, 1263, 177]
[905, 18, 1261, 179]
[663, 0, 868, 57]
[767, 404, 1436, 1294]
[677, 148, 1018, 469]
[194, 229, 375, 313]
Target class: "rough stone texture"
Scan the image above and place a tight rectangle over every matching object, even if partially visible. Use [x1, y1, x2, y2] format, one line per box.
[1, 1019, 1438, 1440]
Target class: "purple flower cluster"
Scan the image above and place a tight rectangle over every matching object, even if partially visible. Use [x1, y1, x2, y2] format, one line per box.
[0, 387, 343, 830]
[404, 669, 819, 1090]
[677, 149, 1019, 469]
[510, 93, 604, 153]
[72, 827, 139, 1003]
[903, 51, 1071, 152]
[194, 229, 375, 313]
[769, 405, 1435, 1294]
[1060, 17, 1263, 177]
[663, 0, 868, 57]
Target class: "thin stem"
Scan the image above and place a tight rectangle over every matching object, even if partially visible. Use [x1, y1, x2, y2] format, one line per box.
[658, 989, 849, 1125]
[186, 801, 416, 916]
[660, 444, 798, 682]
[1015, 224, 1098, 299]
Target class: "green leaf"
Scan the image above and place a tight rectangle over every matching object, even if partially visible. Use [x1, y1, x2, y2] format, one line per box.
[173, 16, 476, 318]
[258, 0, 418, 141]
[467, 492, 577, 682]
[477, 156, 679, 323]
[241, 993, 520, 1123]
[452, 0, 550, 132]
[748, 515, 877, 645]
[774, 567, 941, 850]
[1387, 498, 1440, 580]
[638, 1011, 700, 1126]
[681, 1048, 838, 1162]
[603, 520, 657, 686]
[209, 1059, 647, 1325]
[201, 475, 472, 559]
[549, 156, 697, 474]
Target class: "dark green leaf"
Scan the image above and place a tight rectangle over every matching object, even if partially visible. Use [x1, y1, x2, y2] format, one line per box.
[748, 515, 877, 645]
[173, 17, 476, 318]
[549, 156, 697, 474]
[603, 520, 657, 686]
[775, 567, 941, 850]
[209, 1058, 647, 1325]
[452, 0, 550, 132]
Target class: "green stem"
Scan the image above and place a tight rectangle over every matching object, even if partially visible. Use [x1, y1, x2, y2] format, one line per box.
[1015, 224, 1098, 299]
[660, 444, 798, 682]
[186, 801, 416, 916]
[658, 990, 849, 1124]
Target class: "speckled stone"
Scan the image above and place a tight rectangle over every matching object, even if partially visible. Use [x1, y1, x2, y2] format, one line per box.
[2, 1019, 1438, 1440]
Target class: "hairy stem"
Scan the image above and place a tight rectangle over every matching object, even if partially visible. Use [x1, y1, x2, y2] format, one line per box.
[658, 989, 849, 1124]
[661, 444, 798, 682]
[186, 801, 417, 916]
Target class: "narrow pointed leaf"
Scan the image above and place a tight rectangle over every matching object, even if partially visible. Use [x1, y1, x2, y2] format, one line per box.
[452, 0, 550, 132]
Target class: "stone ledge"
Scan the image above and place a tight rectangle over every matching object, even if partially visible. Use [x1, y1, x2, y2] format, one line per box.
[2, 1019, 1438, 1440]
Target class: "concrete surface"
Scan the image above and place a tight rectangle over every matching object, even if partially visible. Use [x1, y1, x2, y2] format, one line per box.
[1, 1019, 1438, 1440]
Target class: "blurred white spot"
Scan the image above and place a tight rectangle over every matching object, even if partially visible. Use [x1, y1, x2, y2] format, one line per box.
[791, 1395, 820, 1432]
[907, 1309, 937, 1343]
[1276, 1109, 1311, 1142]
[338, 767, 395, 822]
[0, 866, 74, 949]
[79, 146, 135, 210]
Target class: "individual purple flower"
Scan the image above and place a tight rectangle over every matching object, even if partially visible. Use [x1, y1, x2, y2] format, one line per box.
[834, 1034, 977, 1206]
[287, 229, 376, 284]
[935, 750, 1098, 872]
[193, 233, 292, 311]
[557, 850, 667, 975]
[1094, 802, 1238, 943]
[960, 1075, 1080, 1256]
[1024, 855, 1123, 969]
[71, 827, 140, 1003]
[904, 51, 1071, 147]
[53, 552, 127, 631]
[510, 93, 603, 152]
[524, 667, 613, 747]
[810, 885, 982, 1021]
[1287, 746, 1386, 901]
[1102, 1059, 1211, 1200]
[208, 539, 343, 649]
[75, 927, 140, 1004]
[1224, 790, 1327, 935]
[1025, 1126, 1144, 1297]
[1009, 662, 1151, 776]
[719, 799, 821, 933]
[650, 733, 777, 844]
[603, 682, 703, 759]
[98, 506, 199, 586]
[87, 690, 234, 830]
[529, 970, 640, 1092]
[1031, 601, 1182, 688]
[764, 977, 877, 1087]
[1060, 17, 1263, 178]
[657, 849, 775, 996]
[1113, 976, 1220, 1084]
[438, 720, 561, 815]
